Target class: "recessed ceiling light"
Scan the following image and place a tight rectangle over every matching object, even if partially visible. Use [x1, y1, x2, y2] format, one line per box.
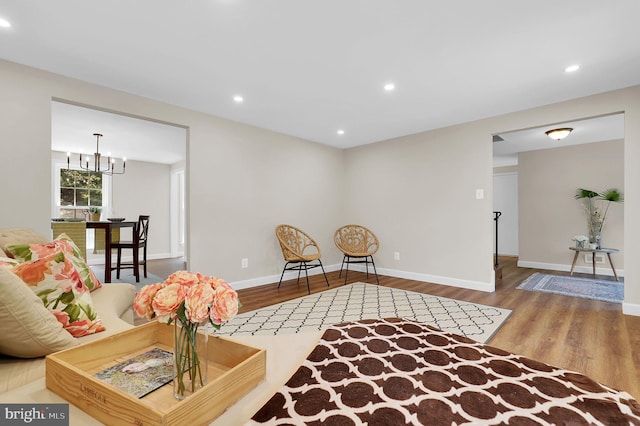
[564, 64, 580, 73]
[0, 18, 11, 28]
[233, 95, 244, 103]
[337, 129, 345, 135]
[384, 83, 395, 91]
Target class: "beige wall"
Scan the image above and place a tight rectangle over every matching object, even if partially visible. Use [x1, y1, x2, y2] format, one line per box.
[343, 86, 640, 315]
[187, 119, 345, 283]
[344, 124, 494, 290]
[0, 59, 345, 286]
[1, 58, 639, 315]
[112, 160, 173, 258]
[518, 140, 624, 273]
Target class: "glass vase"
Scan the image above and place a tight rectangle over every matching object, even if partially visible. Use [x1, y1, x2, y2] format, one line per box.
[589, 229, 602, 249]
[173, 319, 208, 400]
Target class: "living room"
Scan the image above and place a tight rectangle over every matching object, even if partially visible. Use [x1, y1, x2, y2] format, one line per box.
[3, 60, 638, 307]
[1, 2, 640, 424]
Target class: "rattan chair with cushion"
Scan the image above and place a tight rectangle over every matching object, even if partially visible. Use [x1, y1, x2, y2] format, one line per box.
[110, 215, 149, 283]
[334, 224, 380, 285]
[275, 224, 330, 294]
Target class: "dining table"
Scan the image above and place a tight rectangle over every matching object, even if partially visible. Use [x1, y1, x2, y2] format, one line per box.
[86, 220, 137, 283]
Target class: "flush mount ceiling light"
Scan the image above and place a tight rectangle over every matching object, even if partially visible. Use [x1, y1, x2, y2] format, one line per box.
[233, 95, 244, 103]
[545, 127, 573, 141]
[337, 129, 345, 135]
[0, 18, 10, 28]
[565, 64, 580, 73]
[384, 83, 395, 91]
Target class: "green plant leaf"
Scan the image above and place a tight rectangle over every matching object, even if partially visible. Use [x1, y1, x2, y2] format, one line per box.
[575, 188, 599, 199]
[599, 188, 623, 203]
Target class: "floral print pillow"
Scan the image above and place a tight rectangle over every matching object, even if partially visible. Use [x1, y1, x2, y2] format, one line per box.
[0, 256, 19, 268]
[5, 233, 102, 291]
[11, 250, 105, 337]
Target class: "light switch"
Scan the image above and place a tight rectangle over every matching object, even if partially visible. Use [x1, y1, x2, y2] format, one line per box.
[475, 189, 484, 199]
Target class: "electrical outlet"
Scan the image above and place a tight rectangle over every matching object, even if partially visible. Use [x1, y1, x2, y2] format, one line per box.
[475, 189, 484, 199]
[584, 254, 605, 264]
[394, 252, 400, 261]
[241, 258, 249, 268]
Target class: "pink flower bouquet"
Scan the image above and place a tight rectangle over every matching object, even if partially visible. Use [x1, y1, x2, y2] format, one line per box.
[133, 271, 240, 399]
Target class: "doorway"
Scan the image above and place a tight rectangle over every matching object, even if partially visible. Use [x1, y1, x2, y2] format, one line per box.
[51, 99, 188, 265]
[492, 113, 625, 278]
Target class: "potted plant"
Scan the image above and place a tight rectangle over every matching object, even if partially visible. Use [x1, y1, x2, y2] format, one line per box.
[575, 188, 623, 249]
[89, 207, 102, 221]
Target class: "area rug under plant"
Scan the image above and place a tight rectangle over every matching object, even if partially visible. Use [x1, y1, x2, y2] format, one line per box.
[215, 282, 512, 343]
[517, 273, 623, 303]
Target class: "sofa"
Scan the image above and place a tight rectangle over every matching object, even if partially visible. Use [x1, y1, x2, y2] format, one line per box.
[0, 227, 136, 394]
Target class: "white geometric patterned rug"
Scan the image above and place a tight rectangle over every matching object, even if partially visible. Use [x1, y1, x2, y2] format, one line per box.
[215, 282, 512, 343]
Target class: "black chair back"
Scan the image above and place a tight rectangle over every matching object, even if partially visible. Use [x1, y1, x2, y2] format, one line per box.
[136, 215, 150, 244]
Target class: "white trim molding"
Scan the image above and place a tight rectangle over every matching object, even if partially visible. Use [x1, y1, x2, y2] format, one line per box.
[230, 264, 494, 293]
[622, 303, 640, 316]
[376, 267, 494, 293]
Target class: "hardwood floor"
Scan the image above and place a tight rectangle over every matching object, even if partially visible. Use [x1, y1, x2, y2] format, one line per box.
[149, 256, 640, 400]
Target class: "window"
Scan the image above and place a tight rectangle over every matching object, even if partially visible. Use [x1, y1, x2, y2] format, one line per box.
[59, 169, 103, 219]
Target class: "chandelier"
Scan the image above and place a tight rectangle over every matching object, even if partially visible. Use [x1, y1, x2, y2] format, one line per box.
[66, 133, 126, 175]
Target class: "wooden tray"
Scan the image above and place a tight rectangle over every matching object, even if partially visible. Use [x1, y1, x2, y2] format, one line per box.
[46, 321, 266, 425]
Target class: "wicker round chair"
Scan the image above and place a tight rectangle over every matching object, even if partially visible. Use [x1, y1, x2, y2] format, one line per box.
[334, 224, 379, 285]
[275, 224, 330, 294]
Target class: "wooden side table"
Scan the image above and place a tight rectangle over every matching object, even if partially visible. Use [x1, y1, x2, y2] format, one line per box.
[569, 247, 619, 281]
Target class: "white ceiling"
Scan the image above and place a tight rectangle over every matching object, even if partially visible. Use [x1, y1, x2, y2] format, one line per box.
[2, 1, 639, 159]
[51, 101, 186, 164]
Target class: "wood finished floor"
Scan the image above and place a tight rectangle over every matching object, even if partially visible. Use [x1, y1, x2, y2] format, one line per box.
[147, 256, 640, 400]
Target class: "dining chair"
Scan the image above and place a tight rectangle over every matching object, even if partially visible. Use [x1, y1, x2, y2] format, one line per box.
[111, 215, 150, 283]
[275, 224, 330, 294]
[334, 224, 379, 285]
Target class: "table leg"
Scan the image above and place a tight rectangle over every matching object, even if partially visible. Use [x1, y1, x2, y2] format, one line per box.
[592, 252, 596, 275]
[569, 251, 580, 276]
[104, 228, 112, 283]
[607, 253, 619, 281]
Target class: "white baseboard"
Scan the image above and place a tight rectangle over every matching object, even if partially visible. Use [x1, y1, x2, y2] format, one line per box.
[517, 260, 624, 278]
[231, 263, 342, 291]
[623, 303, 640, 316]
[376, 267, 494, 292]
[230, 263, 494, 293]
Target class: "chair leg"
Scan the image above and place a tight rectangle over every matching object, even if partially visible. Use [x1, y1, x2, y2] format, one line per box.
[370, 255, 380, 285]
[343, 256, 349, 285]
[143, 245, 148, 278]
[296, 267, 302, 285]
[278, 262, 289, 288]
[116, 247, 122, 279]
[303, 262, 311, 294]
[318, 260, 330, 287]
[338, 255, 346, 278]
[133, 247, 140, 283]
